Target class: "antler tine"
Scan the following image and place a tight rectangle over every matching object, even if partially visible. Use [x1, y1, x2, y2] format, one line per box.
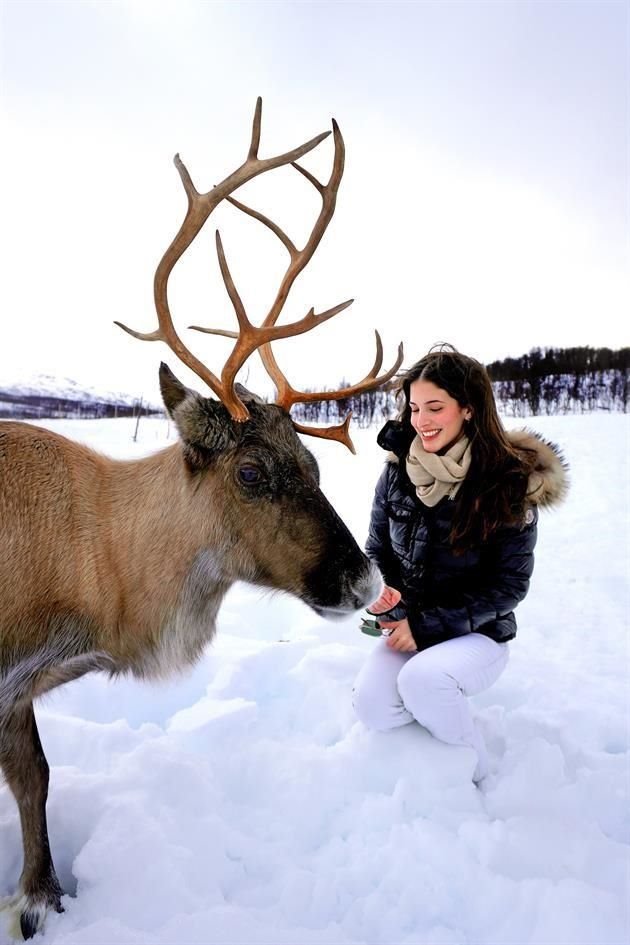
[224, 195, 297, 256]
[262, 118, 345, 330]
[291, 161, 324, 195]
[190, 300, 353, 345]
[292, 413, 357, 454]
[268, 335, 405, 410]
[248, 96, 262, 160]
[115, 97, 332, 422]
[214, 230, 250, 334]
[245, 298, 352, 409]
[360, 330, 384, 383]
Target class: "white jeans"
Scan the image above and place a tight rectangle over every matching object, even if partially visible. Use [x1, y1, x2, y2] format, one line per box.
[352, 633, 509, 782]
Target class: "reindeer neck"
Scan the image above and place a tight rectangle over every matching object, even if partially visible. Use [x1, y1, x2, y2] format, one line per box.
[98, 443, 232, 674]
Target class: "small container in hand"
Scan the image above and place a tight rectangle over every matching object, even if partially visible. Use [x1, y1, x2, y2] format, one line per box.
[359, 617, 382, 637]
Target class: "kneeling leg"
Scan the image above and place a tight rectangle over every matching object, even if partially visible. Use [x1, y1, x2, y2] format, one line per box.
[396, 635, 509, 781]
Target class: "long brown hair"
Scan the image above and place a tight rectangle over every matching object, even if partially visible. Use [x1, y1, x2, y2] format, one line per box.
[396, 344, 537, 550]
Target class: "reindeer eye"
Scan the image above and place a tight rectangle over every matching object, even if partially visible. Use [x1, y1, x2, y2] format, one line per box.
[238, 465, 263, 485]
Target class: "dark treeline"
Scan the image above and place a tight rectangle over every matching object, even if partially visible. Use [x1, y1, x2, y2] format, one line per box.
[486, 346, 629, 417]
[290, 346, 629, 424]
[486, 346, 629, 380]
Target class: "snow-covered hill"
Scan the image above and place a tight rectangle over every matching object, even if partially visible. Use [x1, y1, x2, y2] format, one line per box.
[0, 374, 161, 420]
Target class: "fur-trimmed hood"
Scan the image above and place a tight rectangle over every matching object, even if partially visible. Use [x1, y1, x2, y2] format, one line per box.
[376, 420, 569, 510]
[507, 429, 569, 509]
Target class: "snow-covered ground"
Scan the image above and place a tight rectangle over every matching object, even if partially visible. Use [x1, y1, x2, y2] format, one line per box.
[1, 413, 628, 945]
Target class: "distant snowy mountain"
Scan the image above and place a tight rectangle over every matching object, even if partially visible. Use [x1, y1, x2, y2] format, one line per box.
[0, 373, 162, 420]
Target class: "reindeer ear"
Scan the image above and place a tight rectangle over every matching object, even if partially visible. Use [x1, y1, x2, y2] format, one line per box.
[159, 362, 191, 417]
[159, 363, 234, 469]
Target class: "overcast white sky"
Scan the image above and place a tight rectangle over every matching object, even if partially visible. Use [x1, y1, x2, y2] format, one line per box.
[1, 0, 628, 401]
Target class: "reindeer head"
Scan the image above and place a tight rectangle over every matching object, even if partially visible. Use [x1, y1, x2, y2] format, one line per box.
[116, 98, 403, 617]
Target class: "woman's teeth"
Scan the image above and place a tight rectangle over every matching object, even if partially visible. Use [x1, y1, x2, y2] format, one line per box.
[421, 430, 440, 439]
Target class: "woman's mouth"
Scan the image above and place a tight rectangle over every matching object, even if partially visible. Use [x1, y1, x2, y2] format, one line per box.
[421, 429, 441, 440]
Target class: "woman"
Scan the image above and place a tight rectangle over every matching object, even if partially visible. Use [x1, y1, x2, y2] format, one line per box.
[353, 346, 568, 782]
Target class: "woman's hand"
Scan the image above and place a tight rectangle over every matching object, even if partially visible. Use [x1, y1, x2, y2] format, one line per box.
[378, 617, 418, 653]
[367, 585, 402, 615]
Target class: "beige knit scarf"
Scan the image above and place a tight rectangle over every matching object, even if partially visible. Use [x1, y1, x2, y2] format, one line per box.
[406, 434, 472, 506]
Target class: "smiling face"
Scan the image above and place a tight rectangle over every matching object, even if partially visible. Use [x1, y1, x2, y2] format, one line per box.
[409, 378, 471, 454]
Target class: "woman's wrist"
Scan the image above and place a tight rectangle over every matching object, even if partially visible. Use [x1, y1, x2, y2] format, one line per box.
[366, 602, 408, 621]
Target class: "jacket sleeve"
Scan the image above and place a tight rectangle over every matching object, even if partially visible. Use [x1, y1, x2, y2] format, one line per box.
[365, 464, 405, 599]
[407, 508, 538, 648]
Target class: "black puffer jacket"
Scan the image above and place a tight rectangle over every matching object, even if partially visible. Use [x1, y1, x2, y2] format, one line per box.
[366, 421, 569, 651]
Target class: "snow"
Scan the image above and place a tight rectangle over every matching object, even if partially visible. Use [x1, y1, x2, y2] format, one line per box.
[1, 413, 628, 945]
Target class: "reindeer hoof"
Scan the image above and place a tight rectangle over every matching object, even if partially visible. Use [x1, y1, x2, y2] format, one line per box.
[19, 910, 40, 940]
[0, 890, 63, 941]
[21, 895, 64, 939]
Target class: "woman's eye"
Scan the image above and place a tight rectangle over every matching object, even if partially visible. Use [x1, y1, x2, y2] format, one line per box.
[238, 465, 262, 485]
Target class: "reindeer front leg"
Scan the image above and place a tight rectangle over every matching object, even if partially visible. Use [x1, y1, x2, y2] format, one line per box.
[0, 703, 63, 939]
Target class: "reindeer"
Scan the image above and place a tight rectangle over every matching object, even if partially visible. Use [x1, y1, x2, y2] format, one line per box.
[0, 99, 402, 939]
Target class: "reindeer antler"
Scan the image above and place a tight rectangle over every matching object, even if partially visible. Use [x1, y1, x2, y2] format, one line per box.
[117, 99, 403, 446]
